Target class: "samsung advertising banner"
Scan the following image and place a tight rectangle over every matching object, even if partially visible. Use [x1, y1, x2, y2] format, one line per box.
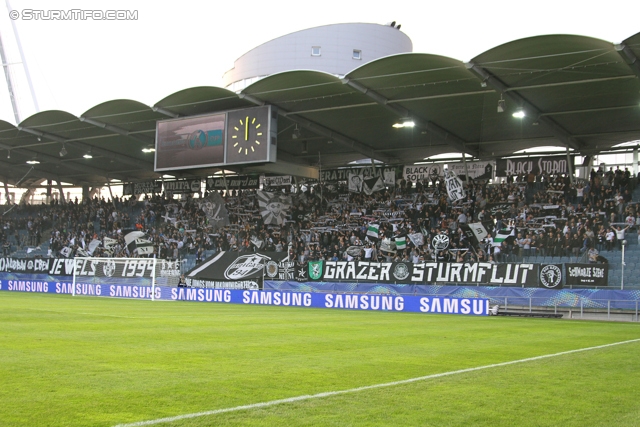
[565, 263, 608, 286]
[496, 155, 574, 177]
[0, 279, 489, 316]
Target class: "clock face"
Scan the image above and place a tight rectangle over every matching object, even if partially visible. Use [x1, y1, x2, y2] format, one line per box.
[225, 107, 271, 164]
[230, 115, 264, 156]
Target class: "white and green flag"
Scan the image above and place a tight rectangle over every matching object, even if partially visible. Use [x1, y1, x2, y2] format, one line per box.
[395, 236, 407, 250]
[366, 224, 379, 239]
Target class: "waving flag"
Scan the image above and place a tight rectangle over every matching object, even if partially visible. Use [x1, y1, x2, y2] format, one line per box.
[125, 231, 154, 255]
[366, 224, 379, 239]
[257, 191, 291, 225]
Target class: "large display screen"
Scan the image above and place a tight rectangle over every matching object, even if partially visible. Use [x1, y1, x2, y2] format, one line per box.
[155, 106, 276, 172]
[155, 113, 225, 171]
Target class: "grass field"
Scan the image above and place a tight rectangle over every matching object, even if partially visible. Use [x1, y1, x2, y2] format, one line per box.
[1, 292, 640, 427]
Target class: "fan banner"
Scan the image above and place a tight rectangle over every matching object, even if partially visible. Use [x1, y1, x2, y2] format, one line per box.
[122, 180, 162, 196]
[320, 166, 395, 186]
[257, 191, 292, 225]
[206, 175, 260, 190]
[185, 251, 290, 290]
[197, 192, 230, 230]
[162, 179, 202, 194]
[404, 161, 494, 182]
[262, 175, 292, 186]
[496, 155, 574, 177]
[0, 257, 175, 280]
[565, 263, 608, 286]
[294, 261, 540, 286]
[539, 264, 563, 289]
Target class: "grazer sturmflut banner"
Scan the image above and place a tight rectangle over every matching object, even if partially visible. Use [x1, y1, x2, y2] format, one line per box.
[302, 261, 539, 286]
[565, 263, 608, 286]
[185, 251, 290, 290]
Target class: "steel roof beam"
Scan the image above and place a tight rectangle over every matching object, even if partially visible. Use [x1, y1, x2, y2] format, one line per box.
[465, 62, 582, 152]
[152, 106, 181, 118]
[341, 78, 480, 158]
[12, 129, 120, 176]
[239, 92, 395, 164]
[615, 43, 640, 78]
[18, 126, 151, 169]
[78, 116, 153, 144]
[0, 160, 84, 186]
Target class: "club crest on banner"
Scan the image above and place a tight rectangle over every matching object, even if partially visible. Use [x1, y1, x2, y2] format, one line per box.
[308, 260, 323, 280]
[540, 265, 562, 288]
[102, 260, 117, 277]
[265, 260, 279, 278]
[393, 263, 410, 281]
[224, 253, 272, 280]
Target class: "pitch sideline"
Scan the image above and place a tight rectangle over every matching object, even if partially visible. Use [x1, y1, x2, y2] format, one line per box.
[113, 337, 640, 427]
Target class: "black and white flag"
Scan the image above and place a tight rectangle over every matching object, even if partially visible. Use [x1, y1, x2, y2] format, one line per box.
[124, 231, 154, 255]
[461, 221, 494, 246]
[363, 176, 385, 195]
[445, 169, 465, 202]
[257, 191, 291, 225]
[198, 192, 230, 230]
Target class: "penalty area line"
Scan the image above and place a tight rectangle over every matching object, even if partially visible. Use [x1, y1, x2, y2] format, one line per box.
[113, 337, 640, 427]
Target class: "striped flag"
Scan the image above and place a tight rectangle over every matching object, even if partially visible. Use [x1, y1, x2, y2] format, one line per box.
[395, 236, 407, 250]
[366, 224, 379, 239]
[492, 227, 515, 247]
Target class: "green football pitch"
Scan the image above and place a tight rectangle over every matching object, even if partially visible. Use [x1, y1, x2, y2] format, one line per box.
[1, 291, 640, 427]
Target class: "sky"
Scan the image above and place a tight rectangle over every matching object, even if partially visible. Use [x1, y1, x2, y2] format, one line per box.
[0, 0, 637, 125]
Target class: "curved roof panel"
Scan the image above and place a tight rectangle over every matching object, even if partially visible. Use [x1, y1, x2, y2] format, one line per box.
[0, 31, 638, 188]
[155, 86, 251, 117]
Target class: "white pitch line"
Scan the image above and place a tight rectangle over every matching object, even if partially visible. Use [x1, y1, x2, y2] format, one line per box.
[113, 337, 640, 427]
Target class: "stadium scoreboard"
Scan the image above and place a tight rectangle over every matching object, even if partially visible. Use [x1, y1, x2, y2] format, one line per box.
[154, 105, 277, 171]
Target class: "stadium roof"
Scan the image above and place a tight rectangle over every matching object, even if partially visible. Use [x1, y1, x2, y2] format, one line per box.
[0, 32, 639, 188]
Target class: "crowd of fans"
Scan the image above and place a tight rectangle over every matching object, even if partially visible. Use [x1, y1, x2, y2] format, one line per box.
[0, 164, 638, 267]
